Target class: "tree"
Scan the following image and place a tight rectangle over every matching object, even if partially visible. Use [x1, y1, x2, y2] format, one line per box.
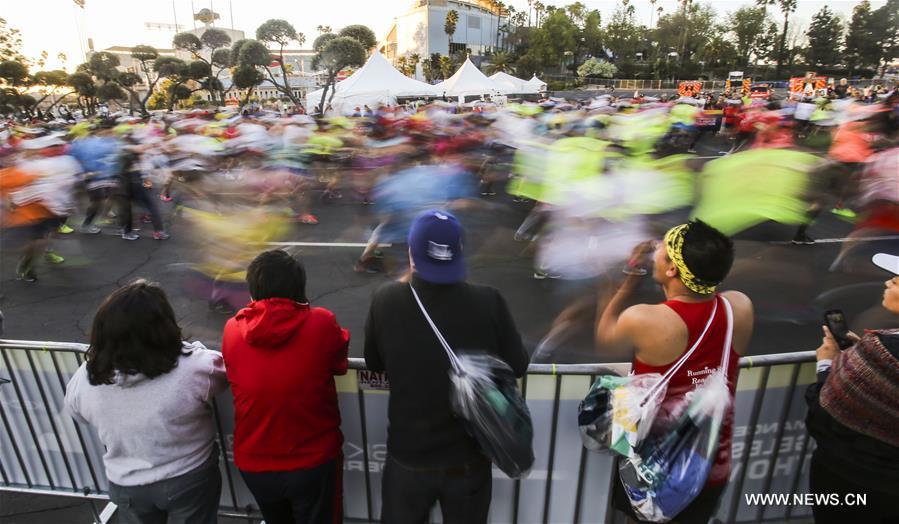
[422, 53, 441, 82]
[232, 65, 265, 107]
[67, 71, 97, 114]
[772, 0, 797, 76]
[872, 0, 899, 76]
[843, 0, 878, 74]
[32, 70, 73, 113]
[256, 19, 305, 106]
[173, 28, 232, 105]
[445, 10, 459, 52]
[339, 25, 377, 51]
[0, 60, 28, 86]
[605, 5, 642, 65]
[314, 34, 367, 113]
[486, 51, 512, 74]
[439, 54, 454, 79]
[653, 3, 716, 71]
[153, 56, 208, 111]
[727, 7, 769, 66]
[804, 6, 843, 68]
[528, 7, 578, 72]
[577, 57, 617, 78]
[0, 18, 24, 62]
[316, 25, 332, 35]
[120, 45, 163, 115]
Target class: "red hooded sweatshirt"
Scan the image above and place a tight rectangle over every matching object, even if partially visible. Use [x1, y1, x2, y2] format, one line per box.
[222, 298, 349, 472]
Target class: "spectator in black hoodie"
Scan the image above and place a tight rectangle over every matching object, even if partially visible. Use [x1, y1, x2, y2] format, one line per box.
[364, 209, 528, 524]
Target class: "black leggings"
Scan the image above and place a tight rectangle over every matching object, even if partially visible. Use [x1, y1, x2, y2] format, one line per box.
[120, 178, 164, 233]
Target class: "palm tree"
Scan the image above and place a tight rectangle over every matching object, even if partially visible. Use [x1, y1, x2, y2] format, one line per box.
[439, 55, 454, 79]
[408, 53, 421, 77]
[316, 25, 332, 35]
[534, 1, 545, 27]
[650, 0, 658, 27]
[486, 51, 511, 74]
[444, 10, 459, 54]
[528, 0, 533, 27]
[679, 0, 693, 66]
[773, 0, 797, 76]
[494, 1, 506, 51]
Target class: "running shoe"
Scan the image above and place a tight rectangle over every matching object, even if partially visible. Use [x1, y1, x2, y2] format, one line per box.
[44, 252, 65, 264]
[354, 259, 379, 274]
[140, 213, 152, 224]
[152, 231, 170, 240]
[297, 213, 319, 225]
[80, 225, 102, 234]
[533, 270, 562, 279]
[58, 224, 74, 234]
[122, 232, 140, 241]
[16, 271, 37, 283]
[830, 207, 857, 219]
[791, 233, 815, 245]
[160, 193, 173, 202]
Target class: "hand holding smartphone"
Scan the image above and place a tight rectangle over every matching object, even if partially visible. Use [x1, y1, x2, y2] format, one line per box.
[823, 309, 854, 350]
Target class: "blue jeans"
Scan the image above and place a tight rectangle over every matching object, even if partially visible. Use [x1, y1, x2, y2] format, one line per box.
[107, 449, 221, 524]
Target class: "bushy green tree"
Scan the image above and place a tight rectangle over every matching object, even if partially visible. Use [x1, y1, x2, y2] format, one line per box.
[727, 7, 770, 66]
[314, 28, 369, 113]
[256, 19, 305, 105]
[173, 28, 232, 105]
[231, 39, 272, 107]
[804, 6, 843, 68]
[577, 57, 617, 78]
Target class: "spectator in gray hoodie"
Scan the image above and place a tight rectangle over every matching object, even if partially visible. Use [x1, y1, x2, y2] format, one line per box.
[65, 280, 227, 524]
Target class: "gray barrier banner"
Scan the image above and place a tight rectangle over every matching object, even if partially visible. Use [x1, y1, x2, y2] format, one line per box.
[0, 345, 816, 523]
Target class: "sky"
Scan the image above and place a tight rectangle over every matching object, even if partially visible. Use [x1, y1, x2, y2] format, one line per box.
[4, 0, 887, 71]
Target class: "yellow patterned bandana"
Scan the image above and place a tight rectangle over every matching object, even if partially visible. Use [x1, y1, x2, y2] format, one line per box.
[664, 224, 717, 295]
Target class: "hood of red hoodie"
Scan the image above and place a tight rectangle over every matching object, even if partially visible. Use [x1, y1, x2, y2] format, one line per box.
[234, 298, 309, 347]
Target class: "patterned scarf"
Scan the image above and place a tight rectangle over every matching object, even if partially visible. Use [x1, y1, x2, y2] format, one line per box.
[820, 329, 899, 448]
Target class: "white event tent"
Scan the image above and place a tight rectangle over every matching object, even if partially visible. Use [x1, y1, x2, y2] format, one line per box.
[527, 74, 548, 92]
[433, 58, 502, 99]
[489, 71, 539, 95]
[305, 51, 439, 115]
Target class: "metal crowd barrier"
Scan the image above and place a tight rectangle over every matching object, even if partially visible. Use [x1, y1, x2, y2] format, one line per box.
[0, 339, 817, 523]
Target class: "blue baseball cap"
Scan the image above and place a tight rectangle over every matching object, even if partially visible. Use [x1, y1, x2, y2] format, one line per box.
[408, 209, 466, 284]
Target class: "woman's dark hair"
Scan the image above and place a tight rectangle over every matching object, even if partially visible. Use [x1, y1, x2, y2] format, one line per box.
[246, 250, 308, 303]
[86, 280, 185, 386]
[681, 219, 735, 286]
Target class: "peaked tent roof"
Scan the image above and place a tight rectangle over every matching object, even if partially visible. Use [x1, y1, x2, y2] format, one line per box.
[434, 58, 502, 97]
[527, 74, 547, 91]
[306, 51, 439, 113]
[489, 71, 539, 95]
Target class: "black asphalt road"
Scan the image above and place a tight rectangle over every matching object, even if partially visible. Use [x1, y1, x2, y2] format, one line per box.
[1, 140, 895, 362]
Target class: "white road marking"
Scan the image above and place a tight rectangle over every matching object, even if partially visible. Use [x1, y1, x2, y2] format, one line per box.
[266, 242, 393, 248]
[772, 235, 899, 245]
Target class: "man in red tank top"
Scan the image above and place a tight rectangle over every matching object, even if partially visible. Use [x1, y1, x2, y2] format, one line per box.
[596, 220, 754, 524]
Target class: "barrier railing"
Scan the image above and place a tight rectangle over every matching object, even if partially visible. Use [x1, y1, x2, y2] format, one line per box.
[0, 339, 817, 523]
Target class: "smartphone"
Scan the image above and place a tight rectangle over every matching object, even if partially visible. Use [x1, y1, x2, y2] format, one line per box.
[823, 309, 854, 350]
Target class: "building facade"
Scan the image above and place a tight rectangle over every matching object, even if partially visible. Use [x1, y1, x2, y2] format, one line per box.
[380, 0, 505, 62]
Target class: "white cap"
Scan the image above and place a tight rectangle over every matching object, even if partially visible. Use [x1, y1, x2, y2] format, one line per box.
[873, 253, 899, 275]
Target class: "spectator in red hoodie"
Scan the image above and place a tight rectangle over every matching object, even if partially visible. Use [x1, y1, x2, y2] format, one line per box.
[222, 249, 350, 524]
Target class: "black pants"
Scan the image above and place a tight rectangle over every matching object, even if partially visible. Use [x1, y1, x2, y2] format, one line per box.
[107, 449, 221, 524]
[81, 187, 110, 227]
[809, 452, 899, 524]
[120, 177, 164, 233]
[380, 455, 492, 524]
[612, 472, 725, 524]
[240, 457, 342, 524]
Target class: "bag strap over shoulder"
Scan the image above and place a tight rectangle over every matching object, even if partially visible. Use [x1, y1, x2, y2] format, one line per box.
[640, 297, 719, 406]
[409, 283, 462, 373]
[719, 296, 734, 373]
